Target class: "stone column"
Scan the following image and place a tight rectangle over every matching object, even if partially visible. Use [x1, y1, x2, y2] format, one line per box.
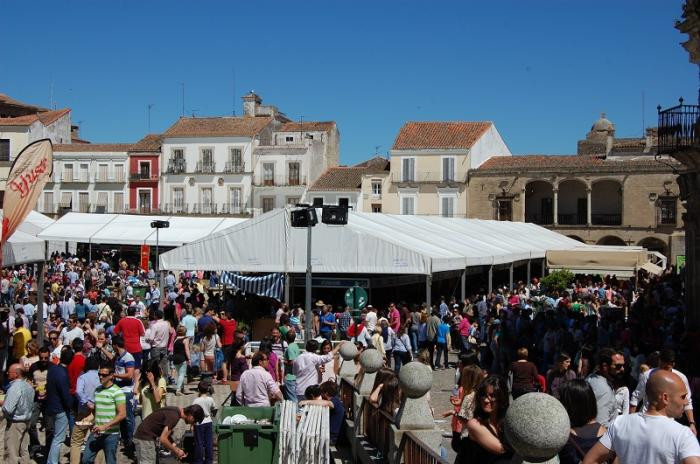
[504, 393, 570, 463]
[553, 188, 559, 225]
[338, 341, 358, 381]
[586, 187, 592, 226]
[390, 362, 443, 460]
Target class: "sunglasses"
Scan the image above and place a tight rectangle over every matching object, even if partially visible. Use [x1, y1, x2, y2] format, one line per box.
[98, 372, 111, 377]
[50, 337, 58, 341]
[613, 363, 625, 369]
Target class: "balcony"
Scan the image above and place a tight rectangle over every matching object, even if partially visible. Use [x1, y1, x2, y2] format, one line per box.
[658, 98, 700, 155]
[165, 159, 186, 174]
[591, 214, 621, 226]
[557, 213, 587, 226]
[223, 162, 246, 174]
[62, 172, 89, 183]
[94, 171, 126, 183]
[391, 171, 464, 186]
[195, 161, 216, 174]
[253, 175, 306, 187]
[129, 172, 159, 182]
[160, 202, 253, 216]
[128, 206, 159, 215]
[525, 213, 553, 225]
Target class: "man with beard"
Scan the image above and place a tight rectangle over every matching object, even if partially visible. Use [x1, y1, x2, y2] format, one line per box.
[585, 347, 624, 427]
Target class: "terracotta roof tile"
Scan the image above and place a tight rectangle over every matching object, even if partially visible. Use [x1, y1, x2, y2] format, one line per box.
[392, 121, 492, 150]
[0, 108, 70, 127]
[0, 93, 49, 112]
[476, 154, 679, 173]
[308, 157, 389, 191]
[54, 143, 133, 152]
[278, 121, 336, 132]
[130, 134, 162, 152]
[163, 116, 273, 138]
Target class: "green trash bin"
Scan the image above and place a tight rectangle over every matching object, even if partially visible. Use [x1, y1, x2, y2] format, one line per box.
[215, 405, 280, 464]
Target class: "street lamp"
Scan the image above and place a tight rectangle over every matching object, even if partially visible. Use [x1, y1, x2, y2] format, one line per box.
[291, 203, 348, 341]
[151, 220, 170, 309]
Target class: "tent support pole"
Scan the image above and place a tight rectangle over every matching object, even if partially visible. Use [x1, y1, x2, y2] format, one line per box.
[425, 275, 432, 307]
[158, 271, 166, 311]
[509, 263, 514, 291]
[284, 273, 290, 304]
[527, 260, 531, 286]
[488, 265, 493, 295]
[460, 269, 466, 301]
[304, 222, 313, 342]
[542, 258, 546, 276]
[88, 241, 92, 262]
[37, 260, 45, 346]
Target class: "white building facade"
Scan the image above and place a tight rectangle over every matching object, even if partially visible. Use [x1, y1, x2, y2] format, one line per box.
[41, 144, 131, 215]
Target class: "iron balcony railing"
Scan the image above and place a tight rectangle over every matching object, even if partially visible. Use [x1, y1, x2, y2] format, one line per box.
[254, 175, 306, 187]
[166, 159, 186, 174]
[224, 162, 245, 174]
[129, 172, 158, 181]
[391, 171, 465, 184]
[525, 213, 554, 225]
[195, 161, 216, 174]
[591, 213, 622, 226]
[658, 98, 700, 153]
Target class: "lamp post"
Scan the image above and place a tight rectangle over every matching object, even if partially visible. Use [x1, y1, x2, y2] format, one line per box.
[151, 220, 170, 309]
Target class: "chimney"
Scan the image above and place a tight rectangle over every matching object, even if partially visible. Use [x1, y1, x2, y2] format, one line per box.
[242, 91, 262, 117]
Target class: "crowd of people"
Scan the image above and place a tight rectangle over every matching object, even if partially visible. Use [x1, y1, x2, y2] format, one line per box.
[0, 249, 698, 464]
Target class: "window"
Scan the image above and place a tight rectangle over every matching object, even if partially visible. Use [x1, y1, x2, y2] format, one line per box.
[658, 197, 677, 225]
[287, 197, 301, 207]
[229, 187, 242, 214]
[401, 196, 415, 215]
[201, 187, 213, 213]
[497, 198, 513, 221]
[43, 192, 54, 213]
[137, 190, 150, 212]
[262, 197, 275, 213]
[173, 188, 184, 213]
[372, 204, 382, 213]
[288, 162, 300, 186]
[60, 192, 72, 209]
[200, 148, 214, 172]
[441, 196, 455, 218]
[79, 192, 89, 212]
[442, 157, 455, 182]
[98, 164, 108, 182]
[0, 139, 9, 161]
[96, 192, 108, 213]
[263, 163, 275, 186]
[170, 149, 185, 173]
[401, 158, 415, 182]
[371, 180, 382, 196]
[285, 136, 294, 143]
[229, 148, 243, 173]
[79, 164, 89, 182]
[307, 134, 314, 140]
[339, 198, 349, 208]
[114, 164, 124, 182]
[63, 163, 73, 182]
[139, 161, 150, 178]
[113, 192, 124, 213]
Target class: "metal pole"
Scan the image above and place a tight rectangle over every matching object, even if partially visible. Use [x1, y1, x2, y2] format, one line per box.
[460, 269, 466, 301]
[509, 263, 514, 291]
[488, 265, 493, 295]
[425, 275, 431, 307]
[37, 261, 45, 346]
[304, 219, 313, 342]
[542, 258, 546, 277]
[155, 228, 159, 274]
[526, 260, 531, 286]
[284, 273, 290, 304]
[88, 242, 92, 263]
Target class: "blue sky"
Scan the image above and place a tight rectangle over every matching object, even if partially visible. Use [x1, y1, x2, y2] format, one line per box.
[1, 1, 697, 164]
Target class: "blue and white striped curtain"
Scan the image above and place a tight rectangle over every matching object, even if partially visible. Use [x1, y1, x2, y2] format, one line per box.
[220, 272, 285, 301]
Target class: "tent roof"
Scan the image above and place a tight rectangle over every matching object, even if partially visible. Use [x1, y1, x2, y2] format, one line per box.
[37, 213, 247, 247]
[159, 209, 587, 274]
[0, 212, 53, 266]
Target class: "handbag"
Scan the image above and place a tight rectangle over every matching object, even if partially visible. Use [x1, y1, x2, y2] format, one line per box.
[395, 335, 412, 363]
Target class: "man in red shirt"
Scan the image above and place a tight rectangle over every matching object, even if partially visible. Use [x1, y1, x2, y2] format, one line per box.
[212, 311, 237, 381]
[67, 338, 86, 394]
[113, 306, 145, 370]
[388, 303, 401, 332]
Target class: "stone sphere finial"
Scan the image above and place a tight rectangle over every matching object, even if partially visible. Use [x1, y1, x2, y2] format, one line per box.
[398, 362, 433, 398]
[504, 393, 570, 461]
[339, 342, 358, 361]
[359, 349, 384, 374]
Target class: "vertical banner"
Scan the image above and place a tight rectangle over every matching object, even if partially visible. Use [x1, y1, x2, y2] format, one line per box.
[140, 244, 151, 270]
[1, 139, 53, 267]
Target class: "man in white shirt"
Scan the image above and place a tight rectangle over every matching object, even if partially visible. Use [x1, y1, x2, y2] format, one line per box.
[148, 310, 170, 381]
[59, 316, 84, 346]
[629, 349, 695, 436]
[293, 339, 343, 398]
[583, 369, 700, 464]
[365, 306, 378, 333]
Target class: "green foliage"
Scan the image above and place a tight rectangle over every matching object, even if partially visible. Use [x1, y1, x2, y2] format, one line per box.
[540, 269, 575, 292]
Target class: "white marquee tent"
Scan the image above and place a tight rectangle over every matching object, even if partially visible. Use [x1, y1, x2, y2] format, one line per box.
[159, 208, 589, 275]
[2, 229, 45, 266]
[37, 212, 248, 247]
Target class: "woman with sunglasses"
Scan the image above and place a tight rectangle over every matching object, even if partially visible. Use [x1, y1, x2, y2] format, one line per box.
[459, 375, 512, 463]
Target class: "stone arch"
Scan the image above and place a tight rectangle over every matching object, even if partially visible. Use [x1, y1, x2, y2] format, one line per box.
[525, 180, 554, 225]
[567, 235, 586, 243]
[591, 179, 622, 225]
[638, 237, 669, 256]
[597, 235, 626, 246]
[557, 179, 588, 225]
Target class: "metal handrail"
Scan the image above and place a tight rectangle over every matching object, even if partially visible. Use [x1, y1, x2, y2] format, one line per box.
[658, 99, 700, 153]
[397, 431, 450, 464]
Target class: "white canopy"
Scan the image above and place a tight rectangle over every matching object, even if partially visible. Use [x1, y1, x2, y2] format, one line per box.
[37, 212, 248, 247]
[159, 208, 586, 274]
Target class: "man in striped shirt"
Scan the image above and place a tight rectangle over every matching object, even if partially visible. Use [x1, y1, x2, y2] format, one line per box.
[80, 365, 125, 464]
